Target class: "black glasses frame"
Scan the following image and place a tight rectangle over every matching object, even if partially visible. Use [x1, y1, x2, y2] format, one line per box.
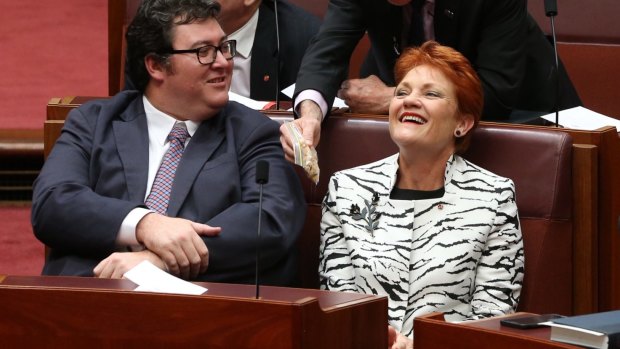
[163, 39, 237, 65]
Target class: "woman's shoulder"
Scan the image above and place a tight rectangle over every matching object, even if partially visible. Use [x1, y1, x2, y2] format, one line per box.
[333, 154, 397, 178]
[327, 154, 397, 194]
[455, 155, 515, 189]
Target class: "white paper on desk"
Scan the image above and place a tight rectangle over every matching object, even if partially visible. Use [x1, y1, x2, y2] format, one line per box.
[123, 260, 207, 295]
[228, 91, 270, 110]
[281, 83, 349, 109]
[541, 106, 620, 131]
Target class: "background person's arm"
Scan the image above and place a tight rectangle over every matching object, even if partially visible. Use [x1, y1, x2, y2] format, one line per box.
[472, 0, 528, 119]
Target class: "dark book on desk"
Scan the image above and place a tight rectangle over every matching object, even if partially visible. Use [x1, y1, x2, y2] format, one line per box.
[545, 310, 620, 349]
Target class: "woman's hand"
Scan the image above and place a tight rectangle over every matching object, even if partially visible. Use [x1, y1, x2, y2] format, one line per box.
[388, 325, 414, 349]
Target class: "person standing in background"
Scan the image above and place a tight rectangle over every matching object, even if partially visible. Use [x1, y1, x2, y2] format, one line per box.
[219, 0, 321, 101]
[282, 0, 580, 162]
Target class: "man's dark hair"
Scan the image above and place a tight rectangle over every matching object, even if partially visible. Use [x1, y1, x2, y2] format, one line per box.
[125, 0, 221, 92]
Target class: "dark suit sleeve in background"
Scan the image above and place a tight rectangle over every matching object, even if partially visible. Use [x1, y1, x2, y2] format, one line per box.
[293, 0, 367, 110]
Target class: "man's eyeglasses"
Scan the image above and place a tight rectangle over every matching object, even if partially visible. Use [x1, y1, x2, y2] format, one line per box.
[164, 40, 237, 65]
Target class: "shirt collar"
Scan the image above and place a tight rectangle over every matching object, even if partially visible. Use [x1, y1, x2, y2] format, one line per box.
[228, 8, 260, 59]
[143, 95, 200, 146]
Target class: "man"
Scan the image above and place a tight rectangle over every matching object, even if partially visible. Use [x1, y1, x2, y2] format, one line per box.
[124, 0, 320, 102]
[219, 0, 320, 101]
[32, 0, 305, 286]
[282, 0, 581, 160]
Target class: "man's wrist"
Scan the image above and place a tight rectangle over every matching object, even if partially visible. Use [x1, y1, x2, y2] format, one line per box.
[117, 207, 151, 246]
[299, 100, 323, 123]
[135, 211, 155, 245]
[294, 90, 328, 120]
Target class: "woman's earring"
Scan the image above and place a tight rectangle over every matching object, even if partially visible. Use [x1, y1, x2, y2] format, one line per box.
[455, 129, 462, 137]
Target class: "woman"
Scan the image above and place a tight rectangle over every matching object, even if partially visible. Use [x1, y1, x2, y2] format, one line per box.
[319, 41, 524, 348]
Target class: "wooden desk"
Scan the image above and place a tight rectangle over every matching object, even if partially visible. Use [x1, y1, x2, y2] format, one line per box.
[415, 312, 580, 349]
[0, 275, 387, 348]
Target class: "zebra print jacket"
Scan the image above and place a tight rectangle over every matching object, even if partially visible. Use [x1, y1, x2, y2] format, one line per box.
[320, 153, 524, 337]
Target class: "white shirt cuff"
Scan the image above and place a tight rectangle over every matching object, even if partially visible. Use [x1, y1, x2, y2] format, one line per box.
[116, 207, 152, 248]
[294, 89, 328, 121]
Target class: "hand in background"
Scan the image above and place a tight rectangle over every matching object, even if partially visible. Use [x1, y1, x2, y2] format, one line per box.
[280, 99, 321, 163]
[388, 325, 414, 349]
[135, 213, 221, 280]
[337, 75, 394, 115]
[94, 250, 166, 279]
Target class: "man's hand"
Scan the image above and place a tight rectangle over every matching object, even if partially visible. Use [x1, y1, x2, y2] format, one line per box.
[337, 75, 394, 115]
[388, 325, 414, 349]
[135, 213, 221, 280]
[94, 250, 166, 279]
[280, 99, 322, 163]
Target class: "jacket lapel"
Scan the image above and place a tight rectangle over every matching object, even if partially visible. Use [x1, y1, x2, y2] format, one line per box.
[434, 0, 460, 47]
[375, 155, 414, 330]
[166, 112, 226, 216]
[250, 3, 278, 101]
[113, 98, 149, 203]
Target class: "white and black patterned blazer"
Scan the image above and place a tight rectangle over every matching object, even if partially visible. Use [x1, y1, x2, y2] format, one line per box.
[320, 154, 524, 337]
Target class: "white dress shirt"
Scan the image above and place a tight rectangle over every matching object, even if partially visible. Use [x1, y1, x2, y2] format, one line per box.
[115, 95, 200, 247]
[228, 8, 260, 98]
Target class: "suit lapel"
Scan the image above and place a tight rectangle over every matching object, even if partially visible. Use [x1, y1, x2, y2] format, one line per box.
[166, 112, 226, 216]
[371, 157, 414, 329]
[434, 0, 460, 47]
[250, 4, 278, 101]
[113, 98, 149, 203]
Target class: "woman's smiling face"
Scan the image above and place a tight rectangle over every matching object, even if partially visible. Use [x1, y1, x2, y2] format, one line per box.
[388, 64, 461, 155]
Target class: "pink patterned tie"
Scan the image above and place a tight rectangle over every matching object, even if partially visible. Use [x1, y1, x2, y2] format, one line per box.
[145, 122, 190, 215]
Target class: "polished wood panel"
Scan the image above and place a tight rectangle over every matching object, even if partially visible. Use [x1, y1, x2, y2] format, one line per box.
[0, 275, 387, 349]
[563, 127, 620, 311]
[47, 96, 103, 120]
[571, 144, 598, 314]
[108, 0, 139, 95]
[0, 129, 43, 157]
[43, 120, 64, 160]
[415, 312, 579, 349]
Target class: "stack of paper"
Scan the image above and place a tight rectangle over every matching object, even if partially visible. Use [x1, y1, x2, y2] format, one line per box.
[541, 106, 620, 131]
[123, 260, 207, 295]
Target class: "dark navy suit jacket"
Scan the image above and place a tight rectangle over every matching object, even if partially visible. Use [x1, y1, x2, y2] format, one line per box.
[295, 0, 580, 120]
[249, 0, 321, 101]
[32, 91, 306, 286]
